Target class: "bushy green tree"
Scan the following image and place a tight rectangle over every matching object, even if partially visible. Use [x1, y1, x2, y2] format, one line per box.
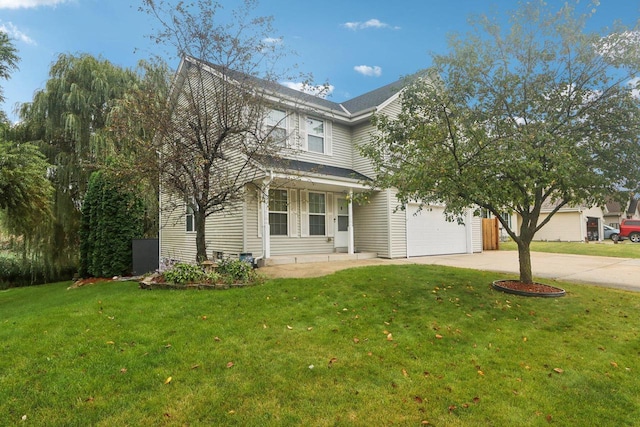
[18, 54, 165, 273]
[362, 1, 640, 284]
[79, 170, 145, 278]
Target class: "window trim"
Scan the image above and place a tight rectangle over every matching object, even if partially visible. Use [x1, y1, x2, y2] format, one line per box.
[268, 188, 289, 236]
[308, 191, 326, 236]
[265, 108, 288, 147]
[306, 116, 325, 154]
[186, 203, 195, 233]
[299, 115, 332, 155]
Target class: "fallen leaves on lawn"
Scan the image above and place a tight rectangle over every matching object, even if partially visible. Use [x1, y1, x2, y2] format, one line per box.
[553, 368, 564, 374]
[164, 376, 172, 384]
[226, 361, 235, 368]
[328, 357, 338, 367]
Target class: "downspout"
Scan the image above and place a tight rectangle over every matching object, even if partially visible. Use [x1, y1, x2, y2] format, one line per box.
[348, 189, 354, 255]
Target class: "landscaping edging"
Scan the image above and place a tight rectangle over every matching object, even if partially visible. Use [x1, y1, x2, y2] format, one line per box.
[492, 279, 566, 298]
[139, 281, 253, 290]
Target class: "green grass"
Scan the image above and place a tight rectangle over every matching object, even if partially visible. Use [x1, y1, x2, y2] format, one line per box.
[1, 265, 639, 426]
[500, 240, 640, 258]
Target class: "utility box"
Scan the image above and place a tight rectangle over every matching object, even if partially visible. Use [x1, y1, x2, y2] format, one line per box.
[132, 239, 159, 275]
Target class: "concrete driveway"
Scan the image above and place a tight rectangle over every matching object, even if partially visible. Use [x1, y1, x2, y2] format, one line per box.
[260, 251, 640, 292]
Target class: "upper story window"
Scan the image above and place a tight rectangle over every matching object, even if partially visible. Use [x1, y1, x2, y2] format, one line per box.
[306, 117, 325, 153]
[268, 189, 288, 236]
[266, 109, 287, 146]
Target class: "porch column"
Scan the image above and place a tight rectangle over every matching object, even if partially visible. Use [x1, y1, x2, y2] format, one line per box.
[348, 189, 354, 255]
[262, 180, 271, 259]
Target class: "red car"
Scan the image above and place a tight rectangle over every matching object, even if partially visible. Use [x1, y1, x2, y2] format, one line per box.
[619, 219, 640, 243]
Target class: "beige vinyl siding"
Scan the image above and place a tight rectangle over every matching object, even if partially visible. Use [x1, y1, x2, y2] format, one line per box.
[353, 190, 390, 257]
[351, 98, 403, 179]
[472, 215, 483, 253]
[205, 198, 244, 256]
[526, 206, 603, 242]
[387, 189, 408, 258]
[530, 212, 584, 241]
[285, 113, 354, 169]
[378, 96, 403, 118]
[351, 121, 376, 179]
[244, 187, 263, 256]
[159, 192, 198, 263]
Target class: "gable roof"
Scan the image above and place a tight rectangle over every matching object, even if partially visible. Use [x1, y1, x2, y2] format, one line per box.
[182, 56, 411, 122]
[605, 197, 639, 215]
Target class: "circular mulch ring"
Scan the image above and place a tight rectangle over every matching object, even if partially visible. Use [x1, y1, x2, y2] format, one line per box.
[492, 280, 566, 298]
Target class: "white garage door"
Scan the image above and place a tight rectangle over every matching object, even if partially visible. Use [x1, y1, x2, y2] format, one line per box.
[407, 204, 468, 257]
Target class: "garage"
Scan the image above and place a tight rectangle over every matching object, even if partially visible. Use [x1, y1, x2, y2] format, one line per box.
[406, 204, 469, 256]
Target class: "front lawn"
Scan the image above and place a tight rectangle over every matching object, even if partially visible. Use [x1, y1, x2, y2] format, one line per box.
[500, 240, 640, 258]
[1, 265, 638, 426]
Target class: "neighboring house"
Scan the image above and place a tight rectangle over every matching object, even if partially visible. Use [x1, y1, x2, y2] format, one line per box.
[524, 201, 605, 242]
[159, 57, 483, 264]
[603, 197, 640, 228]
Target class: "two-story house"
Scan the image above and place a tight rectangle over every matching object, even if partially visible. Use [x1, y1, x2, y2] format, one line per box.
[159, 56, 483, 265]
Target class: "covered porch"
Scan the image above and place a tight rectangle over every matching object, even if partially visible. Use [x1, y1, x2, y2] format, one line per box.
[253, 158, 373, 262]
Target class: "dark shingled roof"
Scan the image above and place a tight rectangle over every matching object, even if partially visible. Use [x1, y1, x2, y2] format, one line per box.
[257, 155, 371, 182]
[340, 79, 405, 114]
[186, 56, 414, 117]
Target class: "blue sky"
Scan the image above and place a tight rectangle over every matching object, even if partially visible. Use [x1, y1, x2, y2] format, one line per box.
[1, 0, 639, 122]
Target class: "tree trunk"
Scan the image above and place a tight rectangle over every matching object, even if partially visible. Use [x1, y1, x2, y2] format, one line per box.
[516, 238, 533, 284]
[195, 210, 207, 262]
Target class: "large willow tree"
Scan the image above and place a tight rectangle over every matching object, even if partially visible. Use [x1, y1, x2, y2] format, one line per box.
[18, 54, 165, 269]
[0, 31, 19, 105]
[363, 1, 640, 284]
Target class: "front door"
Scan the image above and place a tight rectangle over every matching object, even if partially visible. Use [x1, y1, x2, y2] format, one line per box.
[335, 197, 349, 249]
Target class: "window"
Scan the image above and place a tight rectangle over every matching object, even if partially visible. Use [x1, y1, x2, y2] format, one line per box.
[306, 117, 324, 153]
[500, 213, 512, 229]
[308, 192, 326, 235]
[186, 204, 195, 232]
[266, 109, 287, 146]
[269, 189, 288, 236]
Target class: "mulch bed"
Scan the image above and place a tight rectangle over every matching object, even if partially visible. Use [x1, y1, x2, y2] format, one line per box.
[492, 280, 566, 297]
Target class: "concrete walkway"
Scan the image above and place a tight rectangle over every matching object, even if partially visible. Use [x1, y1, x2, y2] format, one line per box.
[260, 251, 640, 292]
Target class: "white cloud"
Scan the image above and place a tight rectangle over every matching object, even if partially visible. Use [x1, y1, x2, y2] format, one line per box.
[354, 65, 382, 77]
[0, 21, 35, 45]
[342, 18, 400, 31]
[0, 0, 70, 8]
[281, 81, 335, 98]
[262, 37, 282, 45]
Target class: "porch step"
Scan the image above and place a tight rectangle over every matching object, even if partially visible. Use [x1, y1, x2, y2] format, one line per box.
[264, 252, 378, 266]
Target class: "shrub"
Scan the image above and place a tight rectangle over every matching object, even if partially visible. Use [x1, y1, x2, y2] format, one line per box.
[0, 254, 76, 289]
[216, 258, 253, 283]
[79, 171, 145, 278]
[163, 262, 206, 285]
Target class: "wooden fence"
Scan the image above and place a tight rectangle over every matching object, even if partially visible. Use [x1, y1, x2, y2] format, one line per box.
[482, 218, 499, 250]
